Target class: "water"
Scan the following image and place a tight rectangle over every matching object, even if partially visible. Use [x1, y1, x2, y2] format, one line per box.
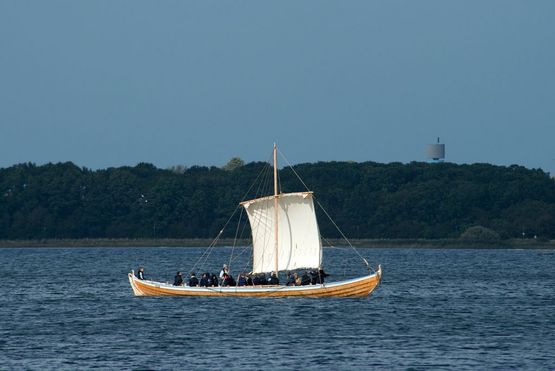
[1, 247, 554, 370]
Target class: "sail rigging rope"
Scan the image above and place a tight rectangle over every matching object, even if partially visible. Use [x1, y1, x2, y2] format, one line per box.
[277, 147, 375, 273]
[232, 209, 255, 276]
[249, 154, 275, 275]
[189, 155, 273, 274]
[227, 207, 244, 272]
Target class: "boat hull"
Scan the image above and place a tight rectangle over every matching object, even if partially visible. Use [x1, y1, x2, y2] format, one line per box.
[128, 266, 382, 298]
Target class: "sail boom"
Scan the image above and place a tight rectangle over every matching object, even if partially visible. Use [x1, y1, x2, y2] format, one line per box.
[240, 192, 313, 207]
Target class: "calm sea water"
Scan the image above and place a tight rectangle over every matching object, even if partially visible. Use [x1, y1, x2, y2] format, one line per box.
[1, 246, 554, 370]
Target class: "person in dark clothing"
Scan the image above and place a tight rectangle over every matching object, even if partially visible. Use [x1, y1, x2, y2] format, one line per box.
[237, 273, 247, 286]
[136, 267, 145, 280]
[314, 268, 330, 284]
[211, 273, 219, 287]
[188, 272, 199, 287]
[222, 273, 236, 287]
[199, 273, 209, 287]
[259, 273, 267, 285]
[173, 271, 184, 286]
[301, 271, 311, 286]
[252, 274, 261, 285]
[286, 272, 297, 286]
[246, 274, 254, 286]
[310, 270, 319, 285]
[268, 272, 279, 285]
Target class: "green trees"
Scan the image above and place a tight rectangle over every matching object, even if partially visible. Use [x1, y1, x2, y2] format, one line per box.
[1, 160, 554, 239]
[222, 157, 245, 171]
[460, 226, 501, 241]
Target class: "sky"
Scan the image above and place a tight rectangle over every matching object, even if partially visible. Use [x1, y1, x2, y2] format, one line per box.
[1, 1, 554, 173]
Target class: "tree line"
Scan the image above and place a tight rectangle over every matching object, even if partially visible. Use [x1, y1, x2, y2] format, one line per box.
[1, 159, 554, 240]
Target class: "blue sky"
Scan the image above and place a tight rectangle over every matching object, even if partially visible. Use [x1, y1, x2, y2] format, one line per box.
[1, 1, 554, 172]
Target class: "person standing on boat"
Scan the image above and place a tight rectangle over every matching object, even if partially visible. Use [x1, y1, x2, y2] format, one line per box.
[173, 271, 184, 286]
[188, 272, 199, 287]
[136, 267, 145, 280]
[219, 264, 229, 283]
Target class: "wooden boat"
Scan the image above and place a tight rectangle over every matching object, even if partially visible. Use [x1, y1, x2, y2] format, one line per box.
[128, 267, 381, 297]
[129, 144, 382, 298]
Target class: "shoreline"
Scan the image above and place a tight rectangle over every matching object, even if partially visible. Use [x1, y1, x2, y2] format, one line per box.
[0, 238, 553, 249]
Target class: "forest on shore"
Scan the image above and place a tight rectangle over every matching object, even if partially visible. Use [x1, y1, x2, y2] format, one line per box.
[1, 159, 554, 241]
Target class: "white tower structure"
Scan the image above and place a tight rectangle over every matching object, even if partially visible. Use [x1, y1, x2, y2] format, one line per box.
[426, 137, 445, 162]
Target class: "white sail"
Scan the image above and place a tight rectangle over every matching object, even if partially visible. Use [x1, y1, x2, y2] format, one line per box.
[241, 192, 322, 273]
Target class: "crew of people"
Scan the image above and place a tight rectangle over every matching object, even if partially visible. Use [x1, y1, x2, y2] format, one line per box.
[138, 265, 329, 287]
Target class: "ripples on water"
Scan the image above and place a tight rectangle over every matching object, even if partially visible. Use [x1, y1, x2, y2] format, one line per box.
[1, 247, 554, 370]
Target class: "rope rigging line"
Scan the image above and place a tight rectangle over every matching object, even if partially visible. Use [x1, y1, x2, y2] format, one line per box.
[314, 198, 374, 273]
[249, 149, 274, 202]
[243, 246, 254, 276]
[248, 152, 275, 274]
[190, 150, 275, 276]
[230, 206, 255, 275]
[252, 160, 271, 202]
[240, 151, 274, 202]
[190, 226, 225, 275]
[189, 157, 272, 274]
[228, 206, 244, 272]
[277, 161, 282, 194]
[226, 152, 275, 278]
[194, 228, 226, 271]
[230, 241, 254, 281]
[229, 243, 251, 264]
[277, 148, 311, 192]
[277, 147, 375, 273]
[226, 189, 254, 279]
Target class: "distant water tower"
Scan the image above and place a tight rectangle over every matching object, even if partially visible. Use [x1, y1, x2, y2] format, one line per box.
[426, 137, 445, 163]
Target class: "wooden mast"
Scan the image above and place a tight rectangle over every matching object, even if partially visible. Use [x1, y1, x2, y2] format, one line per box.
[273, 143, 279, 276]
